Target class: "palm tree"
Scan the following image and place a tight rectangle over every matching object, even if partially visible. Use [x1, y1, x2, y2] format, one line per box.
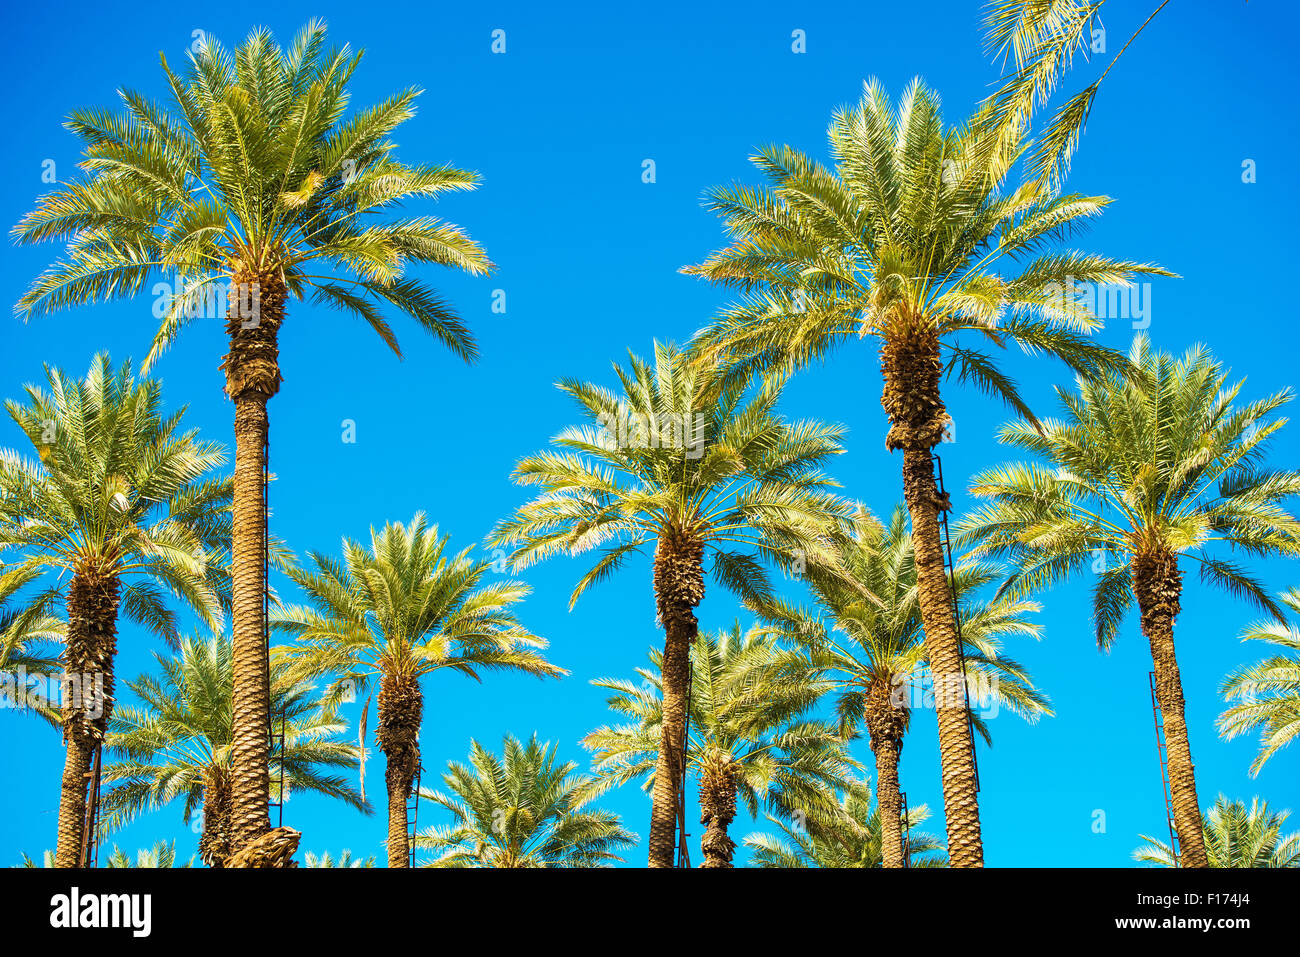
[959, 335, 1300, 868]
[22, 840, 195, 868]
[274, 515, 563, 867]
[1218, 587, 1300, 776]
[0, 563, 63, 725]
[12, 21, 493, 864]
[0, 355, 229, 867]
[303, 849, 376, 868]
[745, 777, 946, 868]
[760, 504, 1050, 867]
[1135, 795, 1300, 868]
[584, 622, 855, 868]
[490, 342, 853, 867]
[414, 733, 635, 867]
[101, 635, 369, 866]
[683, 80, 1165, 865]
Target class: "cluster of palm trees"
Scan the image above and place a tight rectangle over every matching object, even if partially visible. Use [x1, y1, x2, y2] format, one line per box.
[2, 8, 1298, 869]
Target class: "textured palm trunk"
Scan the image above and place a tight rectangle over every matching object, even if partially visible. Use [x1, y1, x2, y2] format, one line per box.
[648, 532, 704, 868]
[377, 669, 423, 868]
[882, 328, 983, 867]
[866, 675, 908, 869]
[199, 765, 233, 867]
[698, 758, 736, 868]
[221, 266, 299, 866]
[1132, 548, 1209, 868]
[53, 573, 119, 868]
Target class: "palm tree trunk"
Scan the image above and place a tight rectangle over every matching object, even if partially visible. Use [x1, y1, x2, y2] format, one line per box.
[199, 765, 233, 867]
[866, 676, 908, 869]
[882, 328, 983, 867]
[221, 266, 296, 865]
[377, 669, 423, 868]
[698, 758, 736, 868]
[54, 573, 119, 868]
[648, 532, 704, 868]
[1132, 548, 1209, 868]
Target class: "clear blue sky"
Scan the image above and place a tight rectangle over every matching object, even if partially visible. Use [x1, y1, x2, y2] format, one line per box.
[2, 0, 1296, 867]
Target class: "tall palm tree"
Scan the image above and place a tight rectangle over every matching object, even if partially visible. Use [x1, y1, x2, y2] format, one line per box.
[744, 777, 946, 868]
[1134, 795, 1300, 868]
[584, 622, 855, 868]
[490, 342, 853, 867]
[0, 355, 229, 867]
[959, 335, 1300, 868]
[683, 80, 1164, 865]
[760, 504, 1050, 867]
[1218, 587, 1300, 776]
[414, 733, 635, 867]
[101, 635, 369, 867]
[12, 21, 493, 864]
[274, 515, 563, 867]
[0, 563, 63, 725]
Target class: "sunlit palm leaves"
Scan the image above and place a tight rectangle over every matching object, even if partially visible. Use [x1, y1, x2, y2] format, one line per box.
[1218, 588, 1300, 776]
[1134, 795, 1300, 868]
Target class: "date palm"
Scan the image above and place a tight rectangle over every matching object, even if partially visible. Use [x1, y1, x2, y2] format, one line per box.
[584, 622, 855, 868]
[744, 777, 945, 868]
[684, 79, 1165, 865]
[302, 849, 376, 868]
[273, 514, 563, 867]
[1218, 587, 1300, 776]
[760, 504, 1050, 867]
[0, 355, 229, 867]
[12, 21, 493, 863]
[490, 342, 853, 866]
[414, 733, 635, 867]
[1135, 795, 1300, 868]
[101, 635, 369, 867]
[959, 335, 1300, 868]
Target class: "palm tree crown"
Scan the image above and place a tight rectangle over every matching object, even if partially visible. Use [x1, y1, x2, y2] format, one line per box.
[1135, 795, 1300, 868]
[1218, 587, 1300, 776]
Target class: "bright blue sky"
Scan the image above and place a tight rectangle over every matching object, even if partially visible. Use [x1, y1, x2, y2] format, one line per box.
[2, 0, 1297, 868]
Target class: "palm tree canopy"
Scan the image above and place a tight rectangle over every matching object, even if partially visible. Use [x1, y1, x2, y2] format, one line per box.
[101, 634, 369, 832]
[415, 733, 635, 867]
[584, 622, 857, 822]
[490, 341, 854, 609]
[1219, 587, 1300, 776]
[1135, 795, 1300, 868]
[12, 19, 492, 367]
[744, 777, 946, 868]
[0, 354, 231, 640]
[0, 562, 63, 724]
[960, 334, 1300, 648]
[685, 78, 1169, 427]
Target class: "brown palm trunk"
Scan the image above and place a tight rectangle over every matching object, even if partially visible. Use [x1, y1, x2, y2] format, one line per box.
[698, 758, 736, 868]
[1132, 548, 1209, 868]
[221, 266, 296, 865]
[866, 675, 908, 868]
[54, 573, 119, 868]
[199, 765, 233, 867]
[882, 328, 983, 867]
[648, 532, 704, 868]
[376, 669, 423, 868]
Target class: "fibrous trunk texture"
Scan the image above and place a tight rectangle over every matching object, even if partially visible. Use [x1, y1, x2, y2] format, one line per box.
[222, 265, 287, 864]
[882, 327, 983, 867]
[648, 531, 704, 868]
[866, 674, 908, 869]
[698, 757, 736, 868]
[199, 765, 233, 868]
[377, 669, 423, 868]
[1132, 547, 1209, 868]
[54, 573, 119, 868]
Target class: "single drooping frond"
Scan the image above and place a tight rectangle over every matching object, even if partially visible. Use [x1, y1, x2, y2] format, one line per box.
[685, 79, 1169, 426]
[584, 622, 855, 825]
[490, 341, 855, 609]
[1134, 795, 1300, 868]
[0, 354, 231, 638]
[274, 513, 563, 696]
[12, 20, 492, 367]
[960, 334, 1300, 648]
[1218, 588, 1300, 776]
[100, 635, 369, 838]
[744, 777, 946, 868]
[414, 734, 635, 867]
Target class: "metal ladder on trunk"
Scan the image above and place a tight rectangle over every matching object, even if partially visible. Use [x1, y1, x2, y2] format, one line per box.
[899, 789, 911, 868]
[673, 657, 693, 868]
[262, 429, 288, 830]
[79, 743, 104, 867]
[1149, 671, 1180, 865]
[407, 765, 422, 867]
